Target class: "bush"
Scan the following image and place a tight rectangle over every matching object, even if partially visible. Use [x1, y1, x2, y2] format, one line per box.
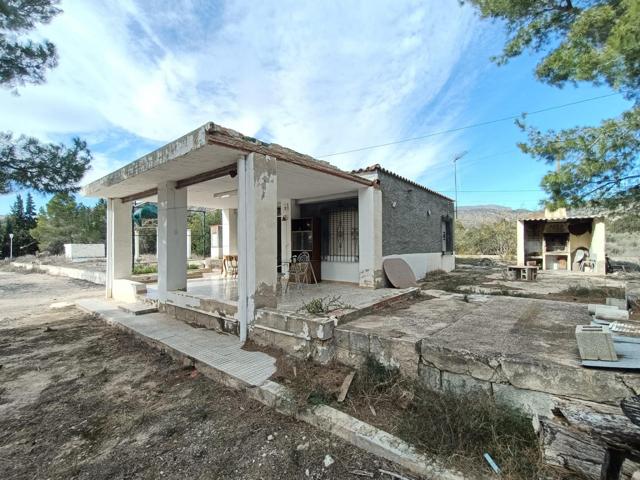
[455, 220, 516, 259]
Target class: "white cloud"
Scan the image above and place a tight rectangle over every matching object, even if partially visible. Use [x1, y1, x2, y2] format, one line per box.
[0, 0, 482, 186]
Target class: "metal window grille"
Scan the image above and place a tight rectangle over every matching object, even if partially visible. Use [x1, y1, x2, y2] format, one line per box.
[322, 209, 359, 262]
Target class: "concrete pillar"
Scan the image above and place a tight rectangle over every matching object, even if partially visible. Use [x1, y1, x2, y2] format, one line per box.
[592, 218, 606, 274]
[222, 209, 238, 255]
[106, 198, 132, 298]
[280, 199, 292, 272]
[358, 186, 383, 288]
[157, 182, 188, 301]
[134, 229, 140, 261]
[210, 225, 222, 259]
[238, 153, 278, 342]
[186, 228, 192, 259]
[516, 220, 525, 266]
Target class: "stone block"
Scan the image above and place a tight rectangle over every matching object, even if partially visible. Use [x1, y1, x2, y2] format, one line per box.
[369, 335, 419, 378]
[441, 371, 492, 394]
[420, 341, 504, 383]
[349, 331, 370, 353]
[335, 347, 365, 369]
[255, 309, 287, 331]
[499, 357, 633, 404]
[606, 297, 628, 310]
[575, 325, 617, 361]
[334, 329, 350, 350]
[417, 363, 441, 391]
[492, 383, 558, 418]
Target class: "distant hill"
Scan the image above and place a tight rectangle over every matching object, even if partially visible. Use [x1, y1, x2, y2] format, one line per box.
[457, 205, 535, 228]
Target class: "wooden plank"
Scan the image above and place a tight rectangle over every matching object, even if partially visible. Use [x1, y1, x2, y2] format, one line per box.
[338, 371, 356, 402]
[120, 187, 158, 203]
[621, 396, 640, 427]
[175, 163, 237, 189]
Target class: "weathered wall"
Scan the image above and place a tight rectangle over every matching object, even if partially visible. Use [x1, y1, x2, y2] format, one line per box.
[64, 243, 105, 260]
[378, 170, 454, 256]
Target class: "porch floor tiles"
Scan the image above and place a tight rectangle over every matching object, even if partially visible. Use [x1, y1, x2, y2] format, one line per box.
[147, 274, 410, 313]
[75, 298, 276, 386]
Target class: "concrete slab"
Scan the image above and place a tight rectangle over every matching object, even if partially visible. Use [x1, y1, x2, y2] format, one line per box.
[338, 294, 640, 405]
[76, 298, 276, 387]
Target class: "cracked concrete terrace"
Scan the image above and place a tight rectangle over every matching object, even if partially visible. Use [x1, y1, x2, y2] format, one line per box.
[336, 292, 640, 406]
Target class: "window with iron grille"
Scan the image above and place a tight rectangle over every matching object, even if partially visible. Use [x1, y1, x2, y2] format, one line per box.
[321, 209, 359, 262]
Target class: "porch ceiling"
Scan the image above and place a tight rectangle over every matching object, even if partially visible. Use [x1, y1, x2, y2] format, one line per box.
[187, 160, 361, 209]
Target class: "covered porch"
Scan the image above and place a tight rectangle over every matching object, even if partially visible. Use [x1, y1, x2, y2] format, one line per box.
[83, 123, 387, 341]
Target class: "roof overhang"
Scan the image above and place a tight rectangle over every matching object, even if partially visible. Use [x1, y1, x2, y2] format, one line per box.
[83, 122, 374, 201]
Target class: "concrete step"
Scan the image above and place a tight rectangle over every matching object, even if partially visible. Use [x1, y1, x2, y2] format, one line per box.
[250, 324, 334, 363]
[118, 302, 158, 315]
[254, 308, 334, 341]
[164, 303, 239, 336]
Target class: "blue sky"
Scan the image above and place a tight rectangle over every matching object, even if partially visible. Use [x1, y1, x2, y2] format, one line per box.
[0, 0, 632, 214]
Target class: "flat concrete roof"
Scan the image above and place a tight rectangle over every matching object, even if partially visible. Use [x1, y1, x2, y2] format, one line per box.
[83, 122, 374, 199]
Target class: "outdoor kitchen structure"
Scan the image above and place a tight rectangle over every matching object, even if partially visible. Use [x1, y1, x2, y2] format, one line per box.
[82, 122, 454, 343]
[516, 208, 606, 274]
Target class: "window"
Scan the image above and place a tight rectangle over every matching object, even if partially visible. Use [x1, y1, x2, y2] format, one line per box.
[321, 209, 359, 262]
[442, 216, 453, 254]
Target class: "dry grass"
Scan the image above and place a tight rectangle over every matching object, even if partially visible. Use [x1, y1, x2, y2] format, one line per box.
[342, 358, 558, 479]
[268, 353, 581, 479]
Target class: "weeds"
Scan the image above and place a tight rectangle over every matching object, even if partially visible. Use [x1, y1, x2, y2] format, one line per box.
[133, 264, 157, 274]
[133, 263, 200, 275]
[561, 285, 625, 299]
[344, 357, 551, 479]
[298, 295, 352, 315]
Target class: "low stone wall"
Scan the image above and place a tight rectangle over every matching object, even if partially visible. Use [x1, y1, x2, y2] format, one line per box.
[332, 327, 640, 479]
[252, 308, 337, 363]
[12, 261, 106, 285]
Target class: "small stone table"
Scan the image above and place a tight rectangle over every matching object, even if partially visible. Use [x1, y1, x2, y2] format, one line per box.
[507, 265, 538, 281]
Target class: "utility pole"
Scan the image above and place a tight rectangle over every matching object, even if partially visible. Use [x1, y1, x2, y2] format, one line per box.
[9, 233, 14, 260]
[453, 151, 467, 219]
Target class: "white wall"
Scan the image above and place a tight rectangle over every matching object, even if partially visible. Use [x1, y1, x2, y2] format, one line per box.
[383, 252, 454, 280]
[64, 243, 105, 259]
[321, 261, 359, 283]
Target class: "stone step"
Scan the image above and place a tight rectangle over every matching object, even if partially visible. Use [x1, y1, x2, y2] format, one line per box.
[250, 324, 334, 363]
[254, 308, 334, 341]
[164, 303, 239, 336]
[118, 302, 158, 315]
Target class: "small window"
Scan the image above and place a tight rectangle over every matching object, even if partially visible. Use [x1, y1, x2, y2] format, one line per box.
[442, 216, 453, 254]
[321, 208, 359, 262]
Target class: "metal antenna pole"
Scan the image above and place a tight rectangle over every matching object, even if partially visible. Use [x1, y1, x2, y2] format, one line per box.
[453, 151, 468, 219]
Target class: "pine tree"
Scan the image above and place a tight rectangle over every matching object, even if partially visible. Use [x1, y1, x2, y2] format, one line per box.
[7, 193, 37, 256]
[0, 1, 91, 194]
[24, 192, 36, 229]
[466, 0, 640, 208]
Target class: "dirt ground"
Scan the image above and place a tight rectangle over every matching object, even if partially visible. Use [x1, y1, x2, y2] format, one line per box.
[0, 270, 414, 480]
[422, 259, 634, 304]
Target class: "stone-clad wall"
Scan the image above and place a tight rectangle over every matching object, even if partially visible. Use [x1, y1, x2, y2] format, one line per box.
[378, 170, 454, 256]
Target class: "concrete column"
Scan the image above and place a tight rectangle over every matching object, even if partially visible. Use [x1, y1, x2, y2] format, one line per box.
[134, 229, 140, 261]
[280, 199, 292, 272]
[592, 219, 606, 274]
[222, 209, 238, 255]
[210, 225, 222, 259]
[106, 198, 132, 298]
[186, 228, 192, 259]
[516, 220, 525, 266]
[358, 186, 383, 288]
[238, 153, 278, 342]
[157, 182, 188, 301]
